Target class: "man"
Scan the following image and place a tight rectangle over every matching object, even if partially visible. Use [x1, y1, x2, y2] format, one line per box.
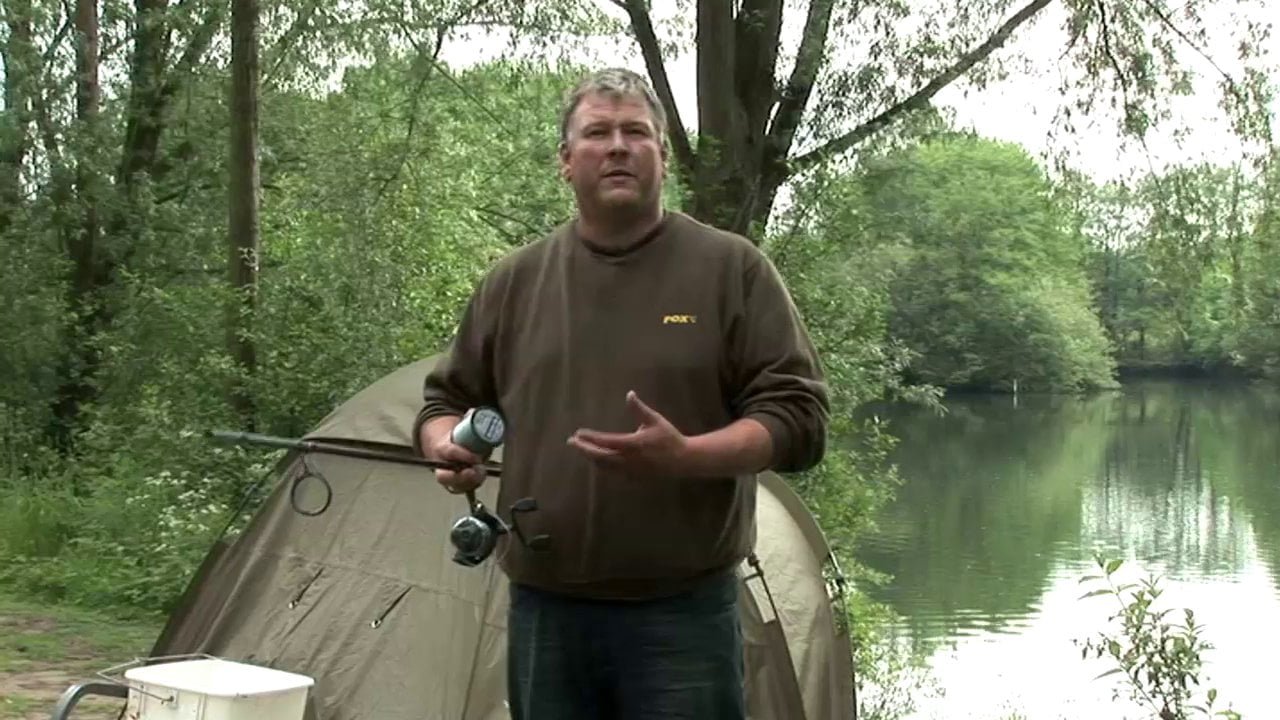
[413, 67, 829, 720]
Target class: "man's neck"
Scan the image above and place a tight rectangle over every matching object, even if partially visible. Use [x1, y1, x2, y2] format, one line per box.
[575, 205, 665, 252]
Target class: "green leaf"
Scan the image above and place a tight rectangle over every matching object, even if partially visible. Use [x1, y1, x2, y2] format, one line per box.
[1105, 558, 1124, 575]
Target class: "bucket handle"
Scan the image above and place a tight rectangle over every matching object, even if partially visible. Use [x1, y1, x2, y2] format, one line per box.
[95, 652, 221, 704]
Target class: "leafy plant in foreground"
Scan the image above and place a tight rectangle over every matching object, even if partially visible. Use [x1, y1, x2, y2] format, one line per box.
[1075, 553, 1241, 720]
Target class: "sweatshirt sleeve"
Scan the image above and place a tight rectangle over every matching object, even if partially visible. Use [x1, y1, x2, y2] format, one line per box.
[728, 252, 831, 473]
[411, 275, 501, 457]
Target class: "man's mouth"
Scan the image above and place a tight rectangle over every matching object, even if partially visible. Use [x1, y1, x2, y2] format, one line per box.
[602, 169, 634, 179]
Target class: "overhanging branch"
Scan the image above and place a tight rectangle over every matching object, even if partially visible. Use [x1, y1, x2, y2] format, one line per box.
[159, 3, 224, 102]
[788, 0, 1053, 175]
[374, 24, 447, 206]
[1096, 0, 1164, 185]
[1137, 0, 1259, 134]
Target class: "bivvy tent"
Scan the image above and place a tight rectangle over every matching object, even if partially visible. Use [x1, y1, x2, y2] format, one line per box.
[55, 356, 857, 720]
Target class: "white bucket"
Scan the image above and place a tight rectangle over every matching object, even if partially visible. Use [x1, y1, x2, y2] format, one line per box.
[122, 657, 314, 720]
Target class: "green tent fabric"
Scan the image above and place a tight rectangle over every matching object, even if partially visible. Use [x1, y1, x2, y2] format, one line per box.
[145, 355, 856, 719]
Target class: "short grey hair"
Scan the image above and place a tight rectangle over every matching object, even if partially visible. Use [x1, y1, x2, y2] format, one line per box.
[558, 68, 667, 146]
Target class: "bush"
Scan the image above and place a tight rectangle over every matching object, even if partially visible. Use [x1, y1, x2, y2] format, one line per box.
[1075, 553, 1242, 720]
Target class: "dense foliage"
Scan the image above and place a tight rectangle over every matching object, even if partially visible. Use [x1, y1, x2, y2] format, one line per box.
[1077, 157, 1280, 377]
[855, 133, 1118, 392]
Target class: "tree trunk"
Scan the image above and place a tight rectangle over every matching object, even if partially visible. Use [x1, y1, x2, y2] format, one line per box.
[117, 0, 171, 191]
[1228, 166, 1246, 327]
[70, 0, 101, 361]
[228, 0, 261, 430]
[0, 1, 34, 233]
[48, 0, 103, 449]
[619, 0, 1052, 241]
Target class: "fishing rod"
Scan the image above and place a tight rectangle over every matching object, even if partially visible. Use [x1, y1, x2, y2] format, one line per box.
[206, 430, 504, 477]
[207, 407, 546, 567]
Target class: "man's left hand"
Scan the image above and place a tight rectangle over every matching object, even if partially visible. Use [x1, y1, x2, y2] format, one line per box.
[568, 391, 690, 477]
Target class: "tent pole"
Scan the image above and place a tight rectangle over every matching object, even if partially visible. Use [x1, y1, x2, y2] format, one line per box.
[744, 553, 810, 720]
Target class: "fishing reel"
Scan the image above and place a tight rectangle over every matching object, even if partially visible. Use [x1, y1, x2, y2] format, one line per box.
[451, 494, 550, 567]
[450, 494, 507, 567]
[447, 407, 549, 567]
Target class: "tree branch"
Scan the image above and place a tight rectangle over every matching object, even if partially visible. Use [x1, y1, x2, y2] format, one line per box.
[618, 0, 695, 181]
[475, 204, 554, 243]
[1138, 0, 1240, 90]
[765, 0, 836, 165]
[28, 3, 73, 165]
[263, 2, 317, 89]
[443, 0, 496, 27]
[1096, 0, 1166, 187]
[384, 2, 520, 142]
[374, 25, 446, 205]
[423, 52, 519, 138]
[158, 2, 224, 103]
[1136, 0, 1258, 132]
[475, 211, 524, 247]
[29, 76, 61, 162]
[1096, 0, 1131, 101]
[42, 6, 73, 75]
[789, 0, 1053, 175]
[735, 0, 784, 142]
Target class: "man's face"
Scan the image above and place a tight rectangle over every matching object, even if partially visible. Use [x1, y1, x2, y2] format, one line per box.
[559, 91, 666, 215]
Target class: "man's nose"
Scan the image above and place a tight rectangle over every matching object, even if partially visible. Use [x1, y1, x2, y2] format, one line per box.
[606, 128, 628, 152]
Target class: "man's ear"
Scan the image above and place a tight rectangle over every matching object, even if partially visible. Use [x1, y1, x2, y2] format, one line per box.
[557, 141, 571, 181]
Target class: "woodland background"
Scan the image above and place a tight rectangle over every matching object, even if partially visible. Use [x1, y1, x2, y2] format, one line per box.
[1, 0, 1277, 717]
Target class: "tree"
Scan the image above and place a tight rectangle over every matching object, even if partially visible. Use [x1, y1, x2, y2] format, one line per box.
[859, 133, 1117, 391]
[228, 0, 262, 429]
[45, 0, 226, 447]
[50, 0, 104, 444]
[607, 0, 1275, 240]
[1075, 161, 1265, 370]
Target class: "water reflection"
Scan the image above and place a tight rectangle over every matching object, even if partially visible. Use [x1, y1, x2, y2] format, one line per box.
[856, 380, 1280, 719]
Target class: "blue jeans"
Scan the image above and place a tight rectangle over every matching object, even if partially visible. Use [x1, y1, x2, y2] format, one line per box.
[506, 569, 746, 720]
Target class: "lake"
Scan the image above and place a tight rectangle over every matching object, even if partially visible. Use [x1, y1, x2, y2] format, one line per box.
[856, 379, 1280, 720]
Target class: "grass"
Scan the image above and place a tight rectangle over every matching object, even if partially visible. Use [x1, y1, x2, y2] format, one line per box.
[0, 593, 163, 719]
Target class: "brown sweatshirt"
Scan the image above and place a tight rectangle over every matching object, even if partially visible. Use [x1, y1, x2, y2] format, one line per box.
[413, 210, 829, 600]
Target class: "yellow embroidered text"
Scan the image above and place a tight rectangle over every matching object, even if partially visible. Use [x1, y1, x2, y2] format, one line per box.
[662, 314, 697, 324]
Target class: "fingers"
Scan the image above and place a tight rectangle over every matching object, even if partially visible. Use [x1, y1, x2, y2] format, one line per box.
[431, 436, 485, 495]
[429, 436, 486, 495]
[570, 428, 635, 451]
[434, 440, 483, 466]
[625, 390, 660, 424]
[461, 465, 485, 485]
[436, 468, 458, 492]
[436, 466, 485, 494]
[568, 392, 665, 454]
[567, 432, 623, 462]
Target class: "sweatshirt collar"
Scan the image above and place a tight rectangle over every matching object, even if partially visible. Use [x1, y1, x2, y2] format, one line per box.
[573, 211, 670, 260]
